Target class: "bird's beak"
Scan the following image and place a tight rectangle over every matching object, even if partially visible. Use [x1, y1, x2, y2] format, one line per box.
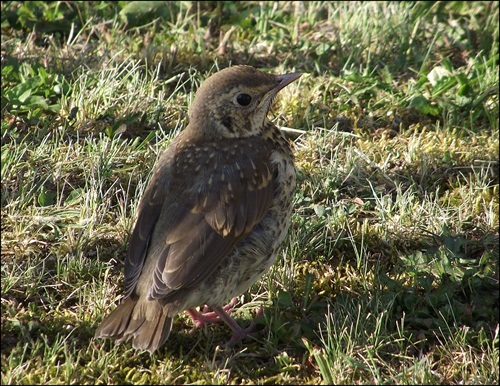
[258, 72, 302, 109]
[274, 72, 302, 93]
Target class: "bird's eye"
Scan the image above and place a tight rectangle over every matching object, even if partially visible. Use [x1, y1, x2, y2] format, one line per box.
[236, 93, 252, 106]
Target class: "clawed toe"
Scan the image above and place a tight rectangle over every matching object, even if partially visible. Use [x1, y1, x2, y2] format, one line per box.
[186, 297, 239, 332]
[217, 306, 264, 348]
[186, 300, 264, 346]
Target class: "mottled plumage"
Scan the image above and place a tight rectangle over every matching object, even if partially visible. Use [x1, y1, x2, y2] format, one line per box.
[94, 65, 300, 353]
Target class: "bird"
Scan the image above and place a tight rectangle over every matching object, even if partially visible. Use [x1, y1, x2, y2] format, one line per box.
[94, 65, 301, 354]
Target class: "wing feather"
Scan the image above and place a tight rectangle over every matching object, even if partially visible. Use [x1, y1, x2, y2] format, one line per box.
[124, 136, 275, 300]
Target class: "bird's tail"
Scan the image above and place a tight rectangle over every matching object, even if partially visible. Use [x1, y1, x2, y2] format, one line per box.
[94, 297, 173, 354]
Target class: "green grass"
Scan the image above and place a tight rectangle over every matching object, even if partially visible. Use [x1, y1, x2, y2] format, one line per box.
[1, 1, 498, 384]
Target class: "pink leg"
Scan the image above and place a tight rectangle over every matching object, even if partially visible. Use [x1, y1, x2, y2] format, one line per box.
[186, 297, 239, 330]
[213, 305, 264, 347]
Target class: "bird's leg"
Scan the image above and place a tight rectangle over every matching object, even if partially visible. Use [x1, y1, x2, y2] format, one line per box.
[213, 305, 264, 347]
[186, 297, 239, 330]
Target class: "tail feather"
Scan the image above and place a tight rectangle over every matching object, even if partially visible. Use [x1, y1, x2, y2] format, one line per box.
[95, 297, 173, 353]
[131, 312, 173, 353]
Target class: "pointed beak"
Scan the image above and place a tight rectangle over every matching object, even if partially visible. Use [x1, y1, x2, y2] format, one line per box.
[258, 72, 302, 109]
[274, 72, 302, 93]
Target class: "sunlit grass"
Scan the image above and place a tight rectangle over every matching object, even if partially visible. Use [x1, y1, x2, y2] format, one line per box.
[1, 1, 498, 384]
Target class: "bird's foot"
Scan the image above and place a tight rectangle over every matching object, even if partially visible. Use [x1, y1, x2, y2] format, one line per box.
[186, 297, 238, 331]
[214, 305, 264, 348]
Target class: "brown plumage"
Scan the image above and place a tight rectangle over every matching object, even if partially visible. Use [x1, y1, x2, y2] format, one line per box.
[94, 65, 300, 353]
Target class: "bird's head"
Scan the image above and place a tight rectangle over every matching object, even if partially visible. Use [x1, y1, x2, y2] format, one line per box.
[187, 65, 301, 139]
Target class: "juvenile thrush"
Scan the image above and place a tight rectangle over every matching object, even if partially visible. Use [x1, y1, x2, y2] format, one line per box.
[94, 65, 301, 353]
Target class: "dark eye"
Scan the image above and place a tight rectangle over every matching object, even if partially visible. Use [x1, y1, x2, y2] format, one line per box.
[236, 93, 252, 106]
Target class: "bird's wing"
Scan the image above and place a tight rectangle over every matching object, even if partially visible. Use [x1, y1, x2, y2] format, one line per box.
[123, 147, 177, 298]
[124, 136, 275, 299]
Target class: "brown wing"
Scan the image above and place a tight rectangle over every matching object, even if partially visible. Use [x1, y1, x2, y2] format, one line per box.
[124, 135, 274, 300]
[123, 146, 177, 298]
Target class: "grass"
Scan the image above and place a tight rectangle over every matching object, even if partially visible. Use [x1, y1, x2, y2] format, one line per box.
[1, 1, 499, 384]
